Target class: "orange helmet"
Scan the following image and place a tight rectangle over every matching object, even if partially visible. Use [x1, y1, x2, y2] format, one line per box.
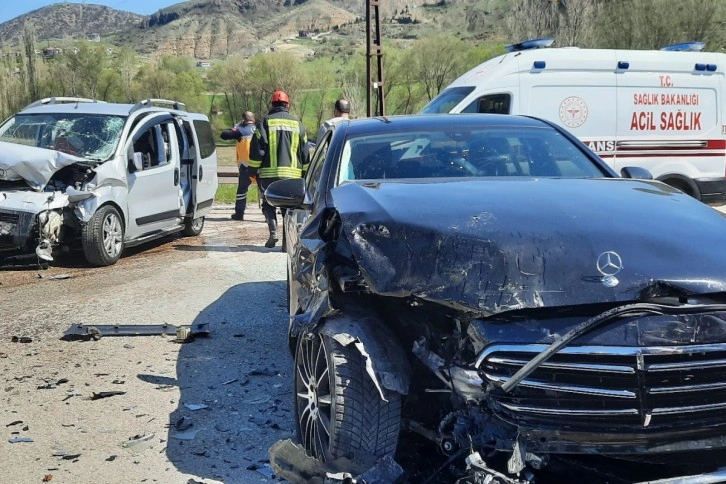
[271, 90, 290, 104]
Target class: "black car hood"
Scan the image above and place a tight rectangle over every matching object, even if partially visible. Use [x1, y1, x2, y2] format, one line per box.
[330, 178, 726, 316]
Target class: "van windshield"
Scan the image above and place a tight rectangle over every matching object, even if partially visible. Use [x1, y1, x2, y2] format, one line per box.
[420, 87, 474, 114]
[0, 113, 126, 162]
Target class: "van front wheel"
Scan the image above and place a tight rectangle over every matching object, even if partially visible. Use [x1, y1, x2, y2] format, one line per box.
[82, 205, 124, 266]
[183, 216, 205, 236]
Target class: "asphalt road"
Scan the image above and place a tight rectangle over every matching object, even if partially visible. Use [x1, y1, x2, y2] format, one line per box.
[3, 201, 726, 484]
[0, 204, 292, 484]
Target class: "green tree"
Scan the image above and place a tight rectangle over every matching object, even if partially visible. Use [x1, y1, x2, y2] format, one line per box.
[246, 52, 308, 115]
[65, 43, 109, 98]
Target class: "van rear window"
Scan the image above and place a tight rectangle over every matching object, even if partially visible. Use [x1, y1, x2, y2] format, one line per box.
[421, 87, 475, 114]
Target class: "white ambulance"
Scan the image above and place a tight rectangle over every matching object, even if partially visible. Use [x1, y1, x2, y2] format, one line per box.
[421, 40, 726, 205]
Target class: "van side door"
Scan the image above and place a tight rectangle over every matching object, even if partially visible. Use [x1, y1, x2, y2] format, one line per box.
[183, 117, 217, 219]
[124, 113, 183, 239]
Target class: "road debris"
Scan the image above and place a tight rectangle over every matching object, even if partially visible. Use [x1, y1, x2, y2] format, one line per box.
[268, 439, 399, 484]
[122, 433, 155, 451]
[183, 403, 209, 411]
[62, 322, 210, 341]
[42, 475, 53, 482]
[6, 420, 23, 427]
[8, 437, 34, 443]
[91, 391, 126, 400]
[10, 336, 33, 343]
[170, 429, 199, 441]
[53, 451, 82, 461]
[248, 368, 279, 377]
[48, 274, 72, 280]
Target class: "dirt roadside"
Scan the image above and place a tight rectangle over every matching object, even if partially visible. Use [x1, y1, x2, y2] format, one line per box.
[0, 204, 293, 484]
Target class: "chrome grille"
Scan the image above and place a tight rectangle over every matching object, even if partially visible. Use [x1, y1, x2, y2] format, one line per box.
[477, 344, 726, 429]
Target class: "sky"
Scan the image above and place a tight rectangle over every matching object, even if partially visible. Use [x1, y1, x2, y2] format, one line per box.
[0, 0, 177, 24]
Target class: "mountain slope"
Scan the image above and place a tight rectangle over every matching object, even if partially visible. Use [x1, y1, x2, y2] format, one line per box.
[0, 3, 145, 44]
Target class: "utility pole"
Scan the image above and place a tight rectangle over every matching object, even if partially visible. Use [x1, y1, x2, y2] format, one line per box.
[366, 0, 385, 117]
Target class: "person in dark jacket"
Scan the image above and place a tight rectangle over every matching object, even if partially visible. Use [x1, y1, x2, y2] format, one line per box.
[220, 111, 256, 221]
[249, 90, 310, 248]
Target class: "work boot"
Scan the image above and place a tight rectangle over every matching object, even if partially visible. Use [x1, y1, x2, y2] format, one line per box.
[230, 213, 244, 221]
[265, 220, 279, 248]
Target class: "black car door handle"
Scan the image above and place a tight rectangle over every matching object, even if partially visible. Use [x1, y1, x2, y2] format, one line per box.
[174, 168, 180, 186]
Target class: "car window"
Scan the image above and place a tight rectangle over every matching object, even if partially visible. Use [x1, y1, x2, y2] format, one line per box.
[462, 93, 511, 114]
[420, 86, 476, 114]
[193, 120, 215, 159]
[338, 126, 606, 182]
[0, 113, 125, 162]
[306, 135, 329, 197]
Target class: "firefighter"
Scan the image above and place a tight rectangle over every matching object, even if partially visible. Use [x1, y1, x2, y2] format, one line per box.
[249, 90, 310, 248]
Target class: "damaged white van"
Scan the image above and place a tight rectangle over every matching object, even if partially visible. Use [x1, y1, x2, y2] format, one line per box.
[0, 97, 218, 266]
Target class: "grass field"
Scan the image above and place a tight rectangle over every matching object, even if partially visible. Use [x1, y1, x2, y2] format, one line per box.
[215, 183, 259, 205]
[217, 145, 237, 166]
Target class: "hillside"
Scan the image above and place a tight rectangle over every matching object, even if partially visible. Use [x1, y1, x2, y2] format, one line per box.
[0, 0, 508, 58]
[0, 3, 145, 44]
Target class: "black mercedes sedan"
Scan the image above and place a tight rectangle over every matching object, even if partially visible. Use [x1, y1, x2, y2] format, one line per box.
[265, 114, 726, 482]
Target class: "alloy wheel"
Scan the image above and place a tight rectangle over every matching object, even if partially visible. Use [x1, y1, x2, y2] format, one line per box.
[295, 334, 333, 460]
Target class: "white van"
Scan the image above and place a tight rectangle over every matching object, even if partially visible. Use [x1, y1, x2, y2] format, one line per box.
[0, 98, 218, 266]
[422, 41, 726, 204]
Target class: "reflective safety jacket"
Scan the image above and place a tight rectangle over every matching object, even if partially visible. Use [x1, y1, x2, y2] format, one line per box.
[249, 106, 310, 179]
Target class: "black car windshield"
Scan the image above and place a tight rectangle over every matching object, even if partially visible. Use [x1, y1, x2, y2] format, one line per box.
[0, 113, 126, 162]
[338, 125, 607, 183]
[420, 86, 475, 114]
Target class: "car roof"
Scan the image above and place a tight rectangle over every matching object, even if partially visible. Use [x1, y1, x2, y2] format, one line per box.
[19, 102, 187, 117]
[341, 113, 554, 135]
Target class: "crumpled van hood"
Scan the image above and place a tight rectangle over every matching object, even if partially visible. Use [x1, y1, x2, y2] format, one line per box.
[0, 141, 83, 190]
[331, 178, 726, 316]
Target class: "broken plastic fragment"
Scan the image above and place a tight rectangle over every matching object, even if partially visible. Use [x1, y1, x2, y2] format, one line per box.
[91, 391, 126, 400]
[35, 239, 53, 262]
[8, 437, 33, 443]
[10, 336, 33, 343]
[183, 403, 209, 411]
[122, 433, 155, 451]
[170, 429, 199, 441]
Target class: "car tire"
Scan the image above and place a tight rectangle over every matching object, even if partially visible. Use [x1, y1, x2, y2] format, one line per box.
[82, 205, 124, 266]
[183, 216, 204, 236]
[295, 333, 401, 462]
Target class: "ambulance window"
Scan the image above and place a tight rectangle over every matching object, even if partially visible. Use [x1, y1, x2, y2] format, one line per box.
[421, 87, 475, 114]
[462, 94, 511, 114]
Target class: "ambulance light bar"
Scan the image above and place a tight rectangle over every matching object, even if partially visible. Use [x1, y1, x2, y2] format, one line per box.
[506, 37, 554, 53]
[661, 42, 705, 52]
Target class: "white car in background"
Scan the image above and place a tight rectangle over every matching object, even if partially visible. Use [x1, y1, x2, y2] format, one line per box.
[0, 97, 218, 266]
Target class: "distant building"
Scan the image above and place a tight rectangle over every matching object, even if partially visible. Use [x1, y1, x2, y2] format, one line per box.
[89, 33, 101, 42]
[42, 47, 63, 58]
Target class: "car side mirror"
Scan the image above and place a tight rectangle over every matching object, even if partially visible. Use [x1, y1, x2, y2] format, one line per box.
[265, 178, 308, 209]
[620, 166, 653, 180]
[128, 152, 144, 173]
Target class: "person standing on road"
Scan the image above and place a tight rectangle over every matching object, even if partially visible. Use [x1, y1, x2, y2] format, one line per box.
[249, 91, 310, 248]
[315, 98, 350, 146]
[220, 111, 257, 221]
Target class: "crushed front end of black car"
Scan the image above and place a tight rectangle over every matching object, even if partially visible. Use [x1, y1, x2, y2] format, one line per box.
[269, 115, 726, 482]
